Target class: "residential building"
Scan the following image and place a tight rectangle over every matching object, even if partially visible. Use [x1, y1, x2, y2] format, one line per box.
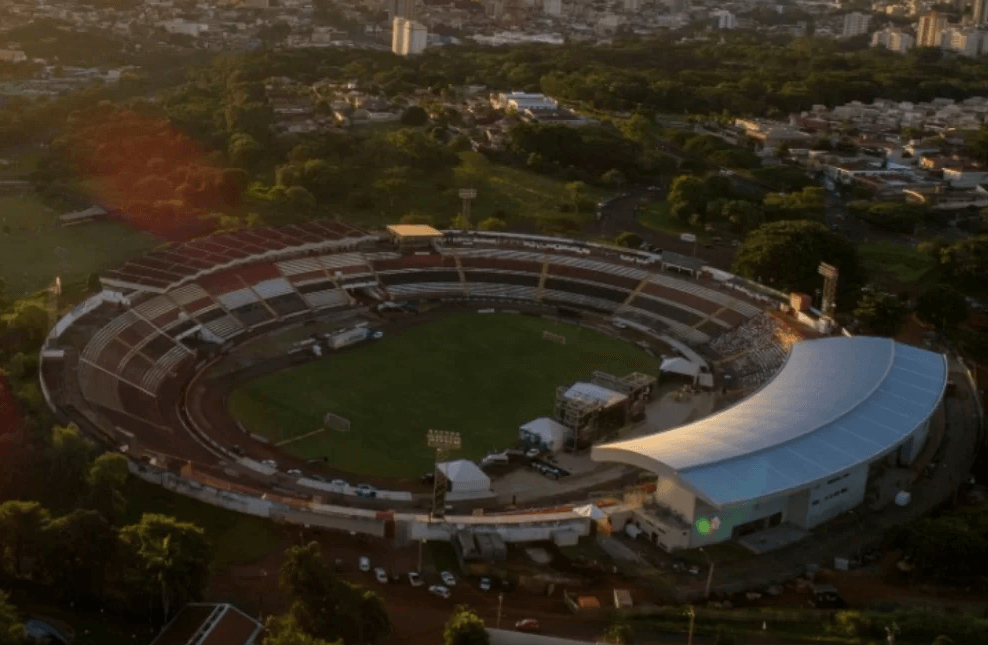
[713, 10, 736, 29]
[945, 26, 986, 55]
[916, 12, 947, 46]
[842, 12, 872, 37]
[491, 92, 559, 112]
[389, 0, 414, 20]
[0, 50, 27, 63]
[392, 18, 427, 56]
[543, 0, 562, 15]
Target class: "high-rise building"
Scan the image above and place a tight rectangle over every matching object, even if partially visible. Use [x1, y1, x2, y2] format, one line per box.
[713, 10, 736, 29]
[945, 26, 986, 55]
[916, 12, 948, 47]
[842, 12, 872, 38]
[392, 17, 427, 56]
[871, 26, 916, 52]
[388, 0, 414, 20]
[972, 0, 988, 26]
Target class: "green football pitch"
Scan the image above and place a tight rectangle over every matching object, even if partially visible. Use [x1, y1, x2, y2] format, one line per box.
[227, 312, 663, 479]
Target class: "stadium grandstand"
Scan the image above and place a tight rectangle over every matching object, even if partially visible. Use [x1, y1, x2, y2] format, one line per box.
[591, 336, 948, 552]
[43, 221, 920, 539]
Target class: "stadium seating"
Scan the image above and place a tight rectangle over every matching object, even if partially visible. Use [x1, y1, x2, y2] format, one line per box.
[142, 346, 192, 391]
[387, 283, 467, 298]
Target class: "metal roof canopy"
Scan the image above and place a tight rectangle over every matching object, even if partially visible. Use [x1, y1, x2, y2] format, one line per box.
[564, 382, 628, 408]
[387, 224, 443, 238]
[592, 337, 948, 508]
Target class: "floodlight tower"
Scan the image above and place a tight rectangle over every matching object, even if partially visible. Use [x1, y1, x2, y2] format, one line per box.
[458, 188, 477, 230]
[427, 429, 461, 520]
[818, 262, 839, 320]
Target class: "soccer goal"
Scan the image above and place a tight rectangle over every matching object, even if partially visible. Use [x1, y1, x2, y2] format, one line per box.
[542, 330, 567, 345]
[324, 412, 351, 432]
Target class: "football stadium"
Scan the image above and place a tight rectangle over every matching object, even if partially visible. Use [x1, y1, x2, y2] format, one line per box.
[37, 223, 948, 551]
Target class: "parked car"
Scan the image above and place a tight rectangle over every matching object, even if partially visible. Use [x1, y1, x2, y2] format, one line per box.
[330, 479, 348, 488]
[374, 567, 388, 584]
[355, 484, 376, 498]
[358, 556, 370, 572]
[408, 571, 424, 587]
[525, 448, 540, 459]
[287, 469, 302, 477]
[440, 571, 457, 587]
[428, 585, 451, 599]
[515, 619, 540, 633]
[479, 577, 491, 592]
[310, 474, 327, 482]
[610, 320, 628, 329]
[261, 459, 277, 468]
[371, 331, 384, 339]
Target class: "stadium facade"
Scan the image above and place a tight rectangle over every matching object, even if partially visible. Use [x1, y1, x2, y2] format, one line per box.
[592, 336, 949, 551]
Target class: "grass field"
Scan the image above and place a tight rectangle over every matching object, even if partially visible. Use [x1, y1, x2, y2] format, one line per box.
[858, 241, 935, 285]
[0, 194, 158, 297]
[228, 312, 662, 479]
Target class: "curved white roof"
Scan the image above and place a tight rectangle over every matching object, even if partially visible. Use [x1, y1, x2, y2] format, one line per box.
[592, 337, 948, 508]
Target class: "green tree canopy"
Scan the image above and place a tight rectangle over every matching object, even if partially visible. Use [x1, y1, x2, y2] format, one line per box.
[852, 291, 909, 337]
[443, 605, 489, 645]
[731, 220, 865, 309]
[0, 590, 24, 645]
[914, 285, 969, 331]
[113, 513, 211, 625]
[400, 106, 429, 127]
[87, 452, 129, 525]
[280, 542, 391, 645]
[0, 500, 51, 580]
[263, 613, 343, 645]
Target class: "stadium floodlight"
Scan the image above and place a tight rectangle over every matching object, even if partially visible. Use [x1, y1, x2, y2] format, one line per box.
[458, 188, 477, 230]
[427, 430, 461, 521]
[427, 429, 461, 451]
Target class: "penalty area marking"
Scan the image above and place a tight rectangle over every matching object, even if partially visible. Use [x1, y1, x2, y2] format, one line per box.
[275, 427, 327, 447]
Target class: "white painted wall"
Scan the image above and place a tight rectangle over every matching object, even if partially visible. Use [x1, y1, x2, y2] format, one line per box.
[655, 476, 696, 520]
[801, 462, 869, 527]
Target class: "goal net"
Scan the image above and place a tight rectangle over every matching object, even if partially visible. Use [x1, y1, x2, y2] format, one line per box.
[324, 412, 351, 432]
[543, 330, 566, 345]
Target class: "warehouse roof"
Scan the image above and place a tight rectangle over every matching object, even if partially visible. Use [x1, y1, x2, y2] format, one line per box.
[592, 337, 948, 507]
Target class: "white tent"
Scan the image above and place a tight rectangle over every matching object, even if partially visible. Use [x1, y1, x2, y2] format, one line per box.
[572, 504, 606, 521]
[660, 357, 714, 389]
[660, 356, 700, 380]
[437, 460, 491, 494]
[519, 417, 569, 452]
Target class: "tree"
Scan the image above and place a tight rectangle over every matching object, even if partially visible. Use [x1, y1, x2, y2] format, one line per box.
[0, 590, 24, 645]
[914, 286, 969, 331]
[0, 298, 51, 354]
[732, 220, 866, 309]
[601, 169, 626, 186]
[0, 500, 51, 580]
[399, 212, 432, 225]
[720, 199, 764, 235]
[852, 291, 909, 337]
[87, 452, 129, 525]
[400, 106, 429, 127]
[263, 614, 342, 645]
[280, 542, 391, 645]
[667, 174, 707, 222]
[615, 232, 644, 248]
[115, 514, 211, 625]
[229, 133, 264, 170]
[44, 509, 115, 602]
[599, 622, 635, 644]
[373, 170, 408, 208]
[285, 186, 317, 211]
[565, 181, 587, 216]
[478, 217, 507, 231]
[443, 605, 489, 645]
[46, 424, 95, 512]
[762, 186, 825, 221]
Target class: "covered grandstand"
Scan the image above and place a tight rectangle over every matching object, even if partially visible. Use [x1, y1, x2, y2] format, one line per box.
[592, 336, 948, 551]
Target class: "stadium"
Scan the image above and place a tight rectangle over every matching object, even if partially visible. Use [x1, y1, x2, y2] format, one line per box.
[37, 223, 948, 552]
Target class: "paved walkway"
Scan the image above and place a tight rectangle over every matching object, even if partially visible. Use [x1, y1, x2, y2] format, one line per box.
[673, 354, 984, 600]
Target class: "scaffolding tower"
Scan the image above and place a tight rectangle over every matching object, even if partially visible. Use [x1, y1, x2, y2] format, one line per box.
[554, 387, 602, 451]
[591, 371, 658, 419]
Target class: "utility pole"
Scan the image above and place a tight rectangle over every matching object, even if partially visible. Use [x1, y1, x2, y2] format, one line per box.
[701, 548, 715, 599]
[497, 592, 504, 629]
[416, 538, 424, 573]
[687, 605, 695, 645]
